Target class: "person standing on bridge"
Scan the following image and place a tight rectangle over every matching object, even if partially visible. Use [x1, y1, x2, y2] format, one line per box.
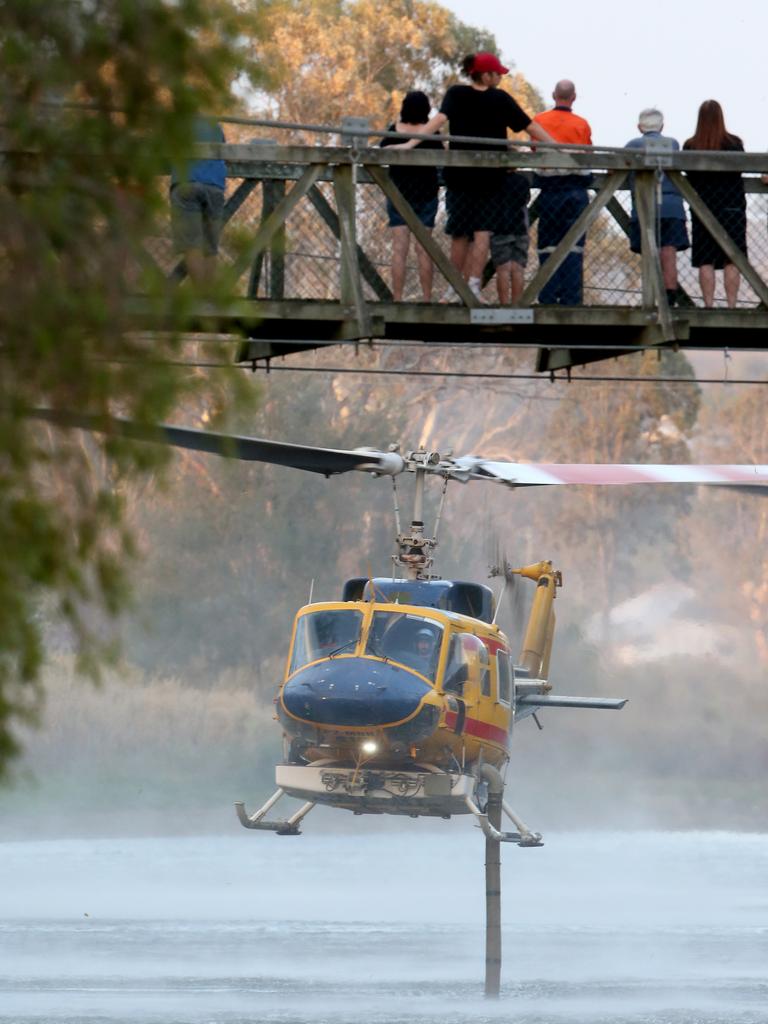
[170, 115, 226, 289]
[532, 81, 593, 305]
[394, 53, 552, 303]
[379, 91, 443, 302]
[624, 108, 689, 307]
[490, 169, 531, 304]
[683, 100, 746, 308]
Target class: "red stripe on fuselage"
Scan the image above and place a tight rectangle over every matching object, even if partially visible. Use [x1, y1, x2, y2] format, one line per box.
[444, 711, 508, 746]
[482, 637, 508, 657]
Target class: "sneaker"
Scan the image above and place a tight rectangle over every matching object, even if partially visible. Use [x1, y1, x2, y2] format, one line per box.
[468, 278, 486, 304]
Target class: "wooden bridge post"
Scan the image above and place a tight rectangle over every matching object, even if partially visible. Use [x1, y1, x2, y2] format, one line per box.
[634, 170, 674, 339]
[332, 163, 371, 337]
[634, 170, 657, 311]
[249, 178, 286, 299]
[265, 179, 286, 299]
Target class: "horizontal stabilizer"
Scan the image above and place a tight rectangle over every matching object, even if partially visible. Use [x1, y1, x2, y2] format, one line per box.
[517, 694, 627, 710]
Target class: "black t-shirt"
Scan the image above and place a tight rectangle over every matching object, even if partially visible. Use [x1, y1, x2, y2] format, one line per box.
[380, 124, 442, 206]
[439, 85, 530, 189]
[683, 135, 746, 213]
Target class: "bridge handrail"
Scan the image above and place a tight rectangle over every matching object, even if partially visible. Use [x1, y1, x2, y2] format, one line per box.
[21, 100, 768, 172]
[21, 103, 768, 373]
[200, 142, 768, 175]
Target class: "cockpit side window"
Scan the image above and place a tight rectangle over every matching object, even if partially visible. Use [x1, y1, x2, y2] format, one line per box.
[444, 633, 470, 693]
[479, 641, 491, 697]
[288, 609, 363, 674]
[365, 611, 443, 682]
[496, 651, 512, 705]
[444, 633, 491, 694]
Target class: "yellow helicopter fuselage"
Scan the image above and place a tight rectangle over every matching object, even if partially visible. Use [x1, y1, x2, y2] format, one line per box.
[277, 599, 515, 772]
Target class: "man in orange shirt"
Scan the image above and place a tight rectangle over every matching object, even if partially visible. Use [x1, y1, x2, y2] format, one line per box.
[533, 81, 593, 304]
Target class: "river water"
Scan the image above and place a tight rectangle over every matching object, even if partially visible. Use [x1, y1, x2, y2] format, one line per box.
[1, 829, 766, 1023]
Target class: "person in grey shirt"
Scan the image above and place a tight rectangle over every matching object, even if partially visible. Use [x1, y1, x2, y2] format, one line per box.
[625, 108, 689, 306]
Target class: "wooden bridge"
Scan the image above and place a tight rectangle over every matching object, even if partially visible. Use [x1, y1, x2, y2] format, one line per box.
[142, 132, 768, 374]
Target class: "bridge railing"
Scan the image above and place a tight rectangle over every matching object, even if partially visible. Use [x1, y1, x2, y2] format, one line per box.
[146, 134, 768, 342]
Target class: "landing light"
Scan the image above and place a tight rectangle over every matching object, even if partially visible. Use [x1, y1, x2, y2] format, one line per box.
[361, 740, 378, 755]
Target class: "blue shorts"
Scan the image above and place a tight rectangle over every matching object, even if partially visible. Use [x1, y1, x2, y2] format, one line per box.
[386, 196, 438, 229]
[629, 217, 689, 254]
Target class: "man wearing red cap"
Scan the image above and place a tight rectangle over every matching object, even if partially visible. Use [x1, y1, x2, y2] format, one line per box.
[532, 80, 593, 305]
[399, 52, 551, 302]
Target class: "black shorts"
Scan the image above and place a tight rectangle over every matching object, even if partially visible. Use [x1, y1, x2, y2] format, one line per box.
[445, 187, 505, 237]
[690, 207, 747, 268]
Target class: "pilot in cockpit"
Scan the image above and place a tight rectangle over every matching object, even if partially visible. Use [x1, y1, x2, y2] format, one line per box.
[411, 627, 437, 677]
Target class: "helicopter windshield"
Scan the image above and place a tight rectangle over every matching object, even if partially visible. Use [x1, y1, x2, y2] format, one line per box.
[365, 611, 443, 682]
[289, 609, 363, 674]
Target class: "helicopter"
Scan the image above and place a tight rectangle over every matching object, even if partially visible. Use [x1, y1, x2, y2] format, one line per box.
[29, 408, 768, 846]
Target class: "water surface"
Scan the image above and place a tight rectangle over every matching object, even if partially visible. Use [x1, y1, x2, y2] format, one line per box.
[1, 830, 766, 1022]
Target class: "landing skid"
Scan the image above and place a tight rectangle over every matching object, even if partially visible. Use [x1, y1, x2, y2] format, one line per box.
[234, 787, 315, 835]
[236, 764, 543, 845]
[463, 792, 543, 847]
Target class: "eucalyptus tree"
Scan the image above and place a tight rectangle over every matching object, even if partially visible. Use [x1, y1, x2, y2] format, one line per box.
[0, 0, 264, 777]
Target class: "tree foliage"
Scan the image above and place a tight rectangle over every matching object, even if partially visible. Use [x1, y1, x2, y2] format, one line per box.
[247, 0, 541, 129]
[0, 0, 543, 782]
[0, 0, 263, 778]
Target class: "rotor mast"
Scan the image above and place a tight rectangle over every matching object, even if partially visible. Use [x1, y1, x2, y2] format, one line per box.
[393, 448, 443, 580]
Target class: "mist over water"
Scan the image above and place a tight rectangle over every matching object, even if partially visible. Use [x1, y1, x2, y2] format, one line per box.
[2, 830, 767, 1023]
[5, 352, 768, 1021]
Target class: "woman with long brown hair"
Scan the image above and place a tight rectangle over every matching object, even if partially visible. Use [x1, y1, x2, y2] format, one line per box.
[683, 100, 746, 307]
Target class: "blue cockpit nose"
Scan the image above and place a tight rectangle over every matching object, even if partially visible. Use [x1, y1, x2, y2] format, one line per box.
[281, 657, 431, 727]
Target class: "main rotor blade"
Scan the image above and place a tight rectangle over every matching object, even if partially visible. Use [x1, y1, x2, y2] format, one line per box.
[26, 409, 768, 491]
[27, 409, 404, 477]
[451, 458, 768, 490]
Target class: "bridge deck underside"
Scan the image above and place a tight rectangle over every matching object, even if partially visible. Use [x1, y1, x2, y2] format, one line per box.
[143, 299, 768, 373]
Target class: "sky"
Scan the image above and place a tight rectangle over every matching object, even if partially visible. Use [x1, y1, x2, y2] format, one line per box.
[442, 0, 765, 148]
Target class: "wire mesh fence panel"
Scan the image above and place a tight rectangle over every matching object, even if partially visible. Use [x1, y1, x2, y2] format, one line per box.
[220, 177, 268, 291]
[742, 191, 768, 306]
[226, 177, 766, 309]
[281, 184, 343, 300]
[146, 132, 768, 312]
[536, 188, 644, 308]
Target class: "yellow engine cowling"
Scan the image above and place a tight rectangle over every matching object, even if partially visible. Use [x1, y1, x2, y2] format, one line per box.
[513, 561, 562, 681]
